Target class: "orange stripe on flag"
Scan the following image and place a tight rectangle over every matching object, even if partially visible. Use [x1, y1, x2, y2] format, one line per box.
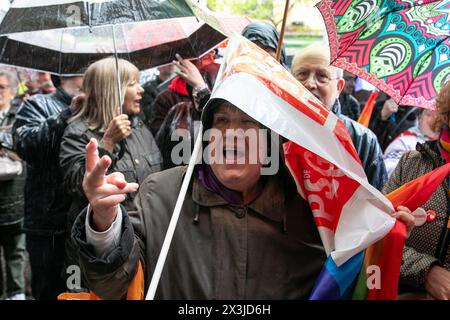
[386, 163, 450, 211]
[358, 91, 379, 128]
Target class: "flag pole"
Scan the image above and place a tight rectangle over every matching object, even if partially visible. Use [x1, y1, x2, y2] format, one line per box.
[111, 24, 124, 114]
[145, 126, 203, 300]
[276, 0, 290, 62]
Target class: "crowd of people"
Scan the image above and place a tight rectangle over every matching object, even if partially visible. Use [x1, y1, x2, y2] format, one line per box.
[0, 21, 448, 300]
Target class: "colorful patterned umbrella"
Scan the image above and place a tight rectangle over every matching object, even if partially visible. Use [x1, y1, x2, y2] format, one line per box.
[316, 0, 450, 109]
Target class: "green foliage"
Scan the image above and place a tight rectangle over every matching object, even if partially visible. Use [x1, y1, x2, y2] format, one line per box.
[207, 0, 274, 21]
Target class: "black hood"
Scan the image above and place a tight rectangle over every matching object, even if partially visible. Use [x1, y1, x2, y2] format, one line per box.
[241, 22, 289, 70]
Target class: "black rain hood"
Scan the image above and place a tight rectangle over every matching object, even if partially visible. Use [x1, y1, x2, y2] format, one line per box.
[241, 21, 288, 70]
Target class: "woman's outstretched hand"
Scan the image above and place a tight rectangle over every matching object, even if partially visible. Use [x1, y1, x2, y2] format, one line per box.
[83, 138, 139, 232]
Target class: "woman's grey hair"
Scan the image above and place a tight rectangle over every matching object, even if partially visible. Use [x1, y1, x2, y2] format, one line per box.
[0, 70, 18, 95]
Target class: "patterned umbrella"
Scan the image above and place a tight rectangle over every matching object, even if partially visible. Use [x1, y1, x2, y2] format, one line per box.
[316, 0, 450, 109]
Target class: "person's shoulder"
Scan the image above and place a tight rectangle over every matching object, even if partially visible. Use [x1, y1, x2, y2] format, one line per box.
[15, 93, 53, 118]
[7, 102, 20, 116]
[65, 118, 89, 135]
[25, 91, 57, 104]
[348, 94, 360, 105]
[413, 141, 440, 163]
[394, 141, 438, 168]
[340, 115, 382, 150]
[340, 114, 377, 138]
[169, 101, 192, 114]
[137, 166, 187, 206]
[141, 166, 187, 191]
[400, 149, 422, 161]
[394, 148, 431, 179]
[154, 88, 174, 100]
[19, 92, 60, 114]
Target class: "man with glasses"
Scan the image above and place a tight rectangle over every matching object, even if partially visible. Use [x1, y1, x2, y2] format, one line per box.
[291, 44, 387, 190]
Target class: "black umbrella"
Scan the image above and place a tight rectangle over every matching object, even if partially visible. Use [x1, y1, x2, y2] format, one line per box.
[0, 18, 227, 75]
[0, 0, 234, 108]
[0, 0, 197, 33]
[0, 0, 235, 75]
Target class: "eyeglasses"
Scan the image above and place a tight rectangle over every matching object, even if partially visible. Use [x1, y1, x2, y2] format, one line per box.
[294, 70, 339, 86]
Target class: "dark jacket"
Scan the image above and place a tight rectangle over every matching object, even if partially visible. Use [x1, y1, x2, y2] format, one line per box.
[72, 166, 326, 299]
[60, 116, 162, 230]
[339, 93, 360, 121]
[0, 104, 25, 225]
[147, 88, 190, 136]
[369, 101, 419, 151]
[155, 101, 201, 170]
[60, 116, 162, 269]
[333, 100, 388, 190]
[13, 87, 73, 235]
[383, 141, 450, 291]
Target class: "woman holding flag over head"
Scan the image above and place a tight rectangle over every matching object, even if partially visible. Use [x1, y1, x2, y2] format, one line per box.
[69, 35, 416, 300]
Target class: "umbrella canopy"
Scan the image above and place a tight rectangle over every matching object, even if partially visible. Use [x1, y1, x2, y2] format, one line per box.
[0, 18, 227, 75]
[316, 0, 450, 109]
[0, 0, 196, 33]
[0, 1, 250, 75]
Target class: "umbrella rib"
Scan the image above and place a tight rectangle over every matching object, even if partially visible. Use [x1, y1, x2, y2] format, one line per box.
[87, 1, 92, 31]
[188, 21, 202, 58]
[59, 29, 65, 75]
[111, 25, 124, 112]
[0, 36, 9, 63]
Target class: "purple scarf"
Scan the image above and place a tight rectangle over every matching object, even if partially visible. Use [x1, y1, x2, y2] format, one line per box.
[197, 165, 243, 205]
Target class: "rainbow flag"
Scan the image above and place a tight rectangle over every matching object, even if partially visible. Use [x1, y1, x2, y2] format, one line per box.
[311, 163, 450, 300]
[353, 163, 450, 299]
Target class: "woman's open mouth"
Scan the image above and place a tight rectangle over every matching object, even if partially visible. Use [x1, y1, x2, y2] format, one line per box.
[223, 146, 246, 163]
